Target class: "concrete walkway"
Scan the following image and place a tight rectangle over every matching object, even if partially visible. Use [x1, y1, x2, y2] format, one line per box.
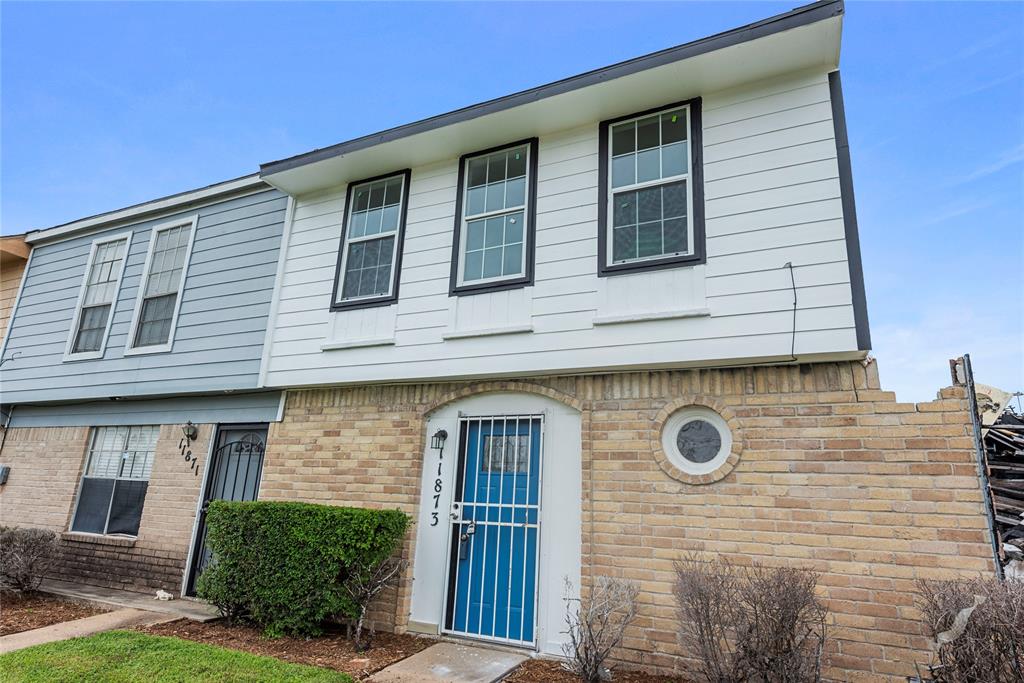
[0, 608, 175, 654]
[40, 579, 220, 622]
[368, 642, 527, 683]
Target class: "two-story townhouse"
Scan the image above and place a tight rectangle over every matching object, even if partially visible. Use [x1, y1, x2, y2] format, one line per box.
[0, 176, 290, 594]
[251, 1, 994, 679]
[0, 2, 996, 680]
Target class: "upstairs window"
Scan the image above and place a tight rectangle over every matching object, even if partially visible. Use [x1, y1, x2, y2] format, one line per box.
[598, 99, 705, 275]
[331, 170, 410, 310]
[126, 217, 196, 353]
[71, 425, 159, 536]
[65, 233, 132, 361]
[450, 139, 538, 295]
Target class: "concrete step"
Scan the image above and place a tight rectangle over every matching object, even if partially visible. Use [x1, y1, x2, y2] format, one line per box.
[368, 641, 527, 683]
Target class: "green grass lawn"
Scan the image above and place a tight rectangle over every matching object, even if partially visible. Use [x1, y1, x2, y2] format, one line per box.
[0, 630, 354, 683]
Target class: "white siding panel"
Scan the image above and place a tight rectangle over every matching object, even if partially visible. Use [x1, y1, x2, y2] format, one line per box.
[263, 69, 861, 387]
[707, 261, 850, 297]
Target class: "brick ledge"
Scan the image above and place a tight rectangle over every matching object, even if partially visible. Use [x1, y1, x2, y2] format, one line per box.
[60, 532, 137, 548]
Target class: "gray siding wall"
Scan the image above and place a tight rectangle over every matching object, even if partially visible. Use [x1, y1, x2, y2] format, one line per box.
[0, 188, 287, 403]
[7, 391, 283, 428]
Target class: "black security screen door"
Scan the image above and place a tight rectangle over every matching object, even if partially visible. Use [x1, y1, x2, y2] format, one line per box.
[185, 425, 267, 596]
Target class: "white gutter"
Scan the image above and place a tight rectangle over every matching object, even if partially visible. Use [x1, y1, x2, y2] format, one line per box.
[25, 174, 267, 245]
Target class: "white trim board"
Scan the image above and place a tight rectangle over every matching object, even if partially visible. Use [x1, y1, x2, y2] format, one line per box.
[27, 175, 266, 245]
[0, 247, 34, 363]
[259, 196, 295, 388]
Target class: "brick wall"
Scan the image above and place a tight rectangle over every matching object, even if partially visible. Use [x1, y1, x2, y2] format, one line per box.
[0, 252, 27, 346]
[262, 361, 995, 681]
[0, 423, 211, 594]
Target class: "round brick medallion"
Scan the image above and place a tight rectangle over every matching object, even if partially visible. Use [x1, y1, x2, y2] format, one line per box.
[652, 398, 743, 484]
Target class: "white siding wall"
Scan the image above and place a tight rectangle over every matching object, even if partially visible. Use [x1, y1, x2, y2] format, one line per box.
[264, 70, 859, 388]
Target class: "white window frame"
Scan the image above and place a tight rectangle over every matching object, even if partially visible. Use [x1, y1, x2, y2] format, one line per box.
[604, 103, 695, 268]
[63, 231, 133, 362]
[69, 425, 159, 537]
[333, 172, 408, 308]
[124, 215, 198, 355]
[455, 142, 533, 289]
[660, 406, 733, 476]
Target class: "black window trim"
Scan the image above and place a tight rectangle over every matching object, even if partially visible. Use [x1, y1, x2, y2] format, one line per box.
[597, 97, 706, 277]
[330, 168, 412, 311]
[448, 137, 539, 297]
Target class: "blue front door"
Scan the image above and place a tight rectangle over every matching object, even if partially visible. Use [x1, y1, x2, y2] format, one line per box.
[444, 415, 542, 645]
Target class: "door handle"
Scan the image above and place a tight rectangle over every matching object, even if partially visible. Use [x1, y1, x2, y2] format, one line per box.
[458, 521, 475, 561]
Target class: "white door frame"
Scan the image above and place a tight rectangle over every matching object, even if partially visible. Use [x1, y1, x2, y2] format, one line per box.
[409, 392, 582, 655]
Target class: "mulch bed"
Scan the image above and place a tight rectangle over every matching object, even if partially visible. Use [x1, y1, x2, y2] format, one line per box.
[0, 592, 109, 636]
[505, 658, 689, 682]
[136, 619, 431, 680]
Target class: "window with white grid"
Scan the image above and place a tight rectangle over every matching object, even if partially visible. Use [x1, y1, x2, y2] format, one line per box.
[606, 105, 693, 265]
[72, 425, 159, 536]
[457, 143, 531, 286]
[67, 236, 129, 357]
[128, 220, 194, 350]
[333, 172, 408, 307]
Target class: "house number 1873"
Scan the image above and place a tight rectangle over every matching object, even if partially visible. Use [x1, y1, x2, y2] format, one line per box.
[430, 449, 444, 527]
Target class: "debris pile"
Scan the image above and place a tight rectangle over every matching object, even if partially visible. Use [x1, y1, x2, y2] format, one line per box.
[982, 398, 1024, 577]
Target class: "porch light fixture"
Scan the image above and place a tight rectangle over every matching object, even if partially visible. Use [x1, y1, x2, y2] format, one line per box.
[181, 421, 198, 441]
[431, 429, 448, 451]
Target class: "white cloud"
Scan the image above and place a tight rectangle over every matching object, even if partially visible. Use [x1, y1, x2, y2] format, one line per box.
[872, 304, 1023, 403]
[955, 143, 1024, 185]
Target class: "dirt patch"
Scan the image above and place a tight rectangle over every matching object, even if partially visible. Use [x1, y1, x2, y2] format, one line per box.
[504, 658, 689, 683]
[0, 592, 109, 636]
[136, 619, 431, 679]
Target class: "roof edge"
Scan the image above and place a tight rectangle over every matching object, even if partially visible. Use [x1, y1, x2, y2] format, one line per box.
[25, 173, 268, 245]
[261, 0, 843, 177]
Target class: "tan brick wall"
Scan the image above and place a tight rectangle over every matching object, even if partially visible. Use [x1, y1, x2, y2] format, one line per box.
[0, 254, 26, 345]
[0, 426, 90, 531]
[262, 361, 995, 681]
[0, 423, 211, 593]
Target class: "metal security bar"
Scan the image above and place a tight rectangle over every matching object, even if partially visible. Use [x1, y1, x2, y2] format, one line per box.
[443, 414, 544, 647]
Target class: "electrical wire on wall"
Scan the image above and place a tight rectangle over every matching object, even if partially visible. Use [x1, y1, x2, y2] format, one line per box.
[723, 261, 799, 370]
[784, 261, 797, 363]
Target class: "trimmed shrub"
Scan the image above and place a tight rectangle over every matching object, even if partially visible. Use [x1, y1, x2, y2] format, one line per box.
[916, 576, 1024, 682]
[197, 501, 408, 637]
[0, 526, 63, 593]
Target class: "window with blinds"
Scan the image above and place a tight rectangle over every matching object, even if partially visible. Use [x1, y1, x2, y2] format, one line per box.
[66, 234, 130, 359]
[127, 219, 195, 352]
[71, 425, 160, 536]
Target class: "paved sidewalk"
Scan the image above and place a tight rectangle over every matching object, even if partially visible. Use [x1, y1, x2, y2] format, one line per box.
[40, 579, 220, 622]
[0, 608, 175, 654]
[368, 641, 527, 683]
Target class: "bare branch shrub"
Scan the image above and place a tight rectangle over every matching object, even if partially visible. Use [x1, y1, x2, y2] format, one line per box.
[0, 526, 63, 593]
[342, 557, 405, 651]
[562, 576, 640, 682]
[916, 577, 1024, 682]
[675, 554, 827, 683]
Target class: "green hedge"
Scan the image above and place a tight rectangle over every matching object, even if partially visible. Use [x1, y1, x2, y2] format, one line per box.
[197, 501, 408, 637]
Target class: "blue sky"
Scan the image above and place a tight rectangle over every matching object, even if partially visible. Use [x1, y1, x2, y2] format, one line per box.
[2, 1, 1021, 402]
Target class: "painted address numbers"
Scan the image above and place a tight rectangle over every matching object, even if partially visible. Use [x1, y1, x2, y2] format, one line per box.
[430, 446, 444, 527]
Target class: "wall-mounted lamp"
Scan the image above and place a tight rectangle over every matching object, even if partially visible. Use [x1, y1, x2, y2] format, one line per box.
[431, 429, 448, 451]
[181, 421, 198, 441]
